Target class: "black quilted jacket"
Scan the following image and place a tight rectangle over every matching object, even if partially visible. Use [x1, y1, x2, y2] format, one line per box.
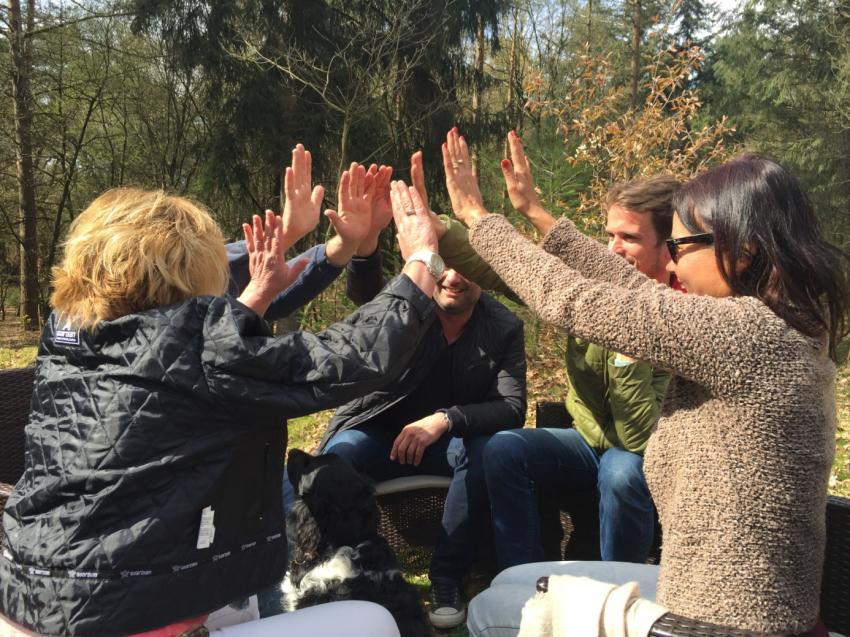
[0, 276, 433, 636]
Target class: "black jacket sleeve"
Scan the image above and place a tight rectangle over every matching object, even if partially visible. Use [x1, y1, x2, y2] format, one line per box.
[202, 275, 435, 420]
[345, 248, 387, 305]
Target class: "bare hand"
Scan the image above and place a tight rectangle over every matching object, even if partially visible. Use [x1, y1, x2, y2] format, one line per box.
[282, 144, 325, 249]
[411, 151, 447, 239]
[390, 180, 438, 259]
[442, 127, 488, 227]
[410, 150, 431, 212]
[390, 413, 449, 466]
[325, 163, 374, 249]
[238, 210, 309, 315]
[368, 163, 394, 235]
[501, 131, 543, 215]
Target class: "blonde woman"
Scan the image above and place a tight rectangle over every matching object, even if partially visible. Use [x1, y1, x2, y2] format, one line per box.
[0, 176, 439, 636]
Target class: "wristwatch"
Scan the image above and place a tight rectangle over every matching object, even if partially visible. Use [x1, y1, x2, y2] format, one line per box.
[437, 410, 453, 432]
[405, 250, 445, 279]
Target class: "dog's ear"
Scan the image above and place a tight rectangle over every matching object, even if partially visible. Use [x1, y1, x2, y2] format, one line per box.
[287, 448, 311, 490]
[286, 500, 322, 582]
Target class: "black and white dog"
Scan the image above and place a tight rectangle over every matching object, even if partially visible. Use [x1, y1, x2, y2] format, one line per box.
[283, 448, 430, 637]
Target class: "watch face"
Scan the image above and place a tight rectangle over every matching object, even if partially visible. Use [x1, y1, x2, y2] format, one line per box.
[429, 253, 446, 278]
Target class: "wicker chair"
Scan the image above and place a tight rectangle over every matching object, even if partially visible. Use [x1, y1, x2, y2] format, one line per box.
[375, 475, 453, 573]
[374, 475, 499, 578]
[0, 366, 34, 520]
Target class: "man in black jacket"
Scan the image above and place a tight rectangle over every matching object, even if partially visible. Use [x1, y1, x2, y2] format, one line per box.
[318, 241, 527, 630]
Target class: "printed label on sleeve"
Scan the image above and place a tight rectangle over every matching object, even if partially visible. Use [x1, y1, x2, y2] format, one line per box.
[197, 506, 216, 550]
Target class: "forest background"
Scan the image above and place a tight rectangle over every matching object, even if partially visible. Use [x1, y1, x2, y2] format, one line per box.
[1, 0, 848, 501]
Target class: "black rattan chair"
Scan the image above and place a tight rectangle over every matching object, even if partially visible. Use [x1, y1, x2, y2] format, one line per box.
[374, 475, 499, 578]
[0, 366, 34, 516]
[374, 475, 453, 573]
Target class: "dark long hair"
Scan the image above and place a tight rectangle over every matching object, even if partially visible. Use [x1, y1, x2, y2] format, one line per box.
[673, 153, 850, 359]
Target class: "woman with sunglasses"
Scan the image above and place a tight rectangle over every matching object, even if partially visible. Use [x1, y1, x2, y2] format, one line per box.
[437, 129, 849, 635]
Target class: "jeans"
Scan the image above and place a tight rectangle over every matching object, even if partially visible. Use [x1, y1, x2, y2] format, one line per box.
[483, 428, 653, 569]
[324, 421, 490, 586]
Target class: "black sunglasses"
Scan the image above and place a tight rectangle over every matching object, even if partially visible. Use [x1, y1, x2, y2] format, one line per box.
[666, 233, 714, 263]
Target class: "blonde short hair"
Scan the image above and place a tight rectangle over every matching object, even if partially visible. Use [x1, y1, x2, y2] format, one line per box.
[51, 188, 228, 329]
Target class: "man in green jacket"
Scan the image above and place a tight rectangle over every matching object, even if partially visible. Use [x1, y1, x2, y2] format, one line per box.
[428, 133, 678, 565]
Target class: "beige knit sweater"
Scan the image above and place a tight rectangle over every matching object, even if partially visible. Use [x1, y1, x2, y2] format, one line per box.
[469, 214, 836, 633]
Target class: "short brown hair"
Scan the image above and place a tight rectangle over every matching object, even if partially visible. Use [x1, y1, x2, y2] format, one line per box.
[51, 188, 228, 329]
[604, 174, 680, 243]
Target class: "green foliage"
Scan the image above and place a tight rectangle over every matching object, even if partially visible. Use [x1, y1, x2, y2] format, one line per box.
[702, 0, 850, 244]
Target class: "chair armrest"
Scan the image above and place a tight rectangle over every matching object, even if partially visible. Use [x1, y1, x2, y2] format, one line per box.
[822, 495, 850, 634]
[650, 613, 787, 637]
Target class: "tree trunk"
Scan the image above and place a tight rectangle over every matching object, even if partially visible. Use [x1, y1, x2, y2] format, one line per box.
[629, 0, 641, 110]
[587, 0, 593, 46]
[471, 13, 485, 174]
[9, 0, 40, 330]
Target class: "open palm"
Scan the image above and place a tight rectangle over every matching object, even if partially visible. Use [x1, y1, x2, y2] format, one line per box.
[282, 144, 324, 249]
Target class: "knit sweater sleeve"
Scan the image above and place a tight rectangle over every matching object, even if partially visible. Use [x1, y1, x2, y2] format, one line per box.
[541, 217, 651, 289]
[469, 214, 768, 394]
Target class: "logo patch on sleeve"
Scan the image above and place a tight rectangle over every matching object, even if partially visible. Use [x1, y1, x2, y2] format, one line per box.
[54, 316, 80, 346]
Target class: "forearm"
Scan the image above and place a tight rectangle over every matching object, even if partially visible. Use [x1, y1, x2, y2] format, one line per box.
[438, 216, 521, 302]
[205, 275, 436, 418]
[524, 203, 557, 235]
[444, 397, 526, 438]
[345, 248, 386, 305]
[325, 234, 360, 267]
[541, 217, 649, 289]
[468, 214, 758, 394]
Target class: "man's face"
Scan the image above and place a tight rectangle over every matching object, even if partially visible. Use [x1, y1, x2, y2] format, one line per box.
[433, 268, 481, 315]
[605, 204, 669, 282]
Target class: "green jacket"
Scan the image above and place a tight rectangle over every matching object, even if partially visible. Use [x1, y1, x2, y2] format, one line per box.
[439, 217, 668, 454]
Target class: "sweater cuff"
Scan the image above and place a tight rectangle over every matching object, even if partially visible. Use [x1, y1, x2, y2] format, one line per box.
[540, 217, 580, 258]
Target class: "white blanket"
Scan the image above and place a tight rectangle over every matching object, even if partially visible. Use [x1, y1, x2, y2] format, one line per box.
[517, 575, 667, 637]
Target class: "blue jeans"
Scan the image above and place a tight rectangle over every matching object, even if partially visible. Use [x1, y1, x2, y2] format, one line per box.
[483, 428, 653, 569]
[323, 421, 490, 585]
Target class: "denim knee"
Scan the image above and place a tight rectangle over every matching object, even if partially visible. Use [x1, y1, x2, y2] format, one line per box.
[483, 430, 530, 476]
[597, 451, 646, 497]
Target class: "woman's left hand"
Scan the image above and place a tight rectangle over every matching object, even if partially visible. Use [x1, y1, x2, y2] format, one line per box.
[238, 210, 308, 316]
[442, 127, 489, 227]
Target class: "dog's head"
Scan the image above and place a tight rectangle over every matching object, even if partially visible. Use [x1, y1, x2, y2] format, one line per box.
[286, 448, 381, 559]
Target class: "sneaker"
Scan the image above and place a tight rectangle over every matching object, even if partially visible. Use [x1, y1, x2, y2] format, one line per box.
[428, 579, 466, 629]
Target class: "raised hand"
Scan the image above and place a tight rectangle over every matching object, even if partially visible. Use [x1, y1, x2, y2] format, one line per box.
[326, 163, 374, 246]
[442, 128, 488, 227]
[238, 210, 309, 316]
[282, 144, 325, 250]
[356, 163, 394, 257]
[410, 150, 431, 212]
[390, 180, 438, 260]
[411, 150, 447, 240]
[501, 131, 542, 215]
[500, 130, 556, 234]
